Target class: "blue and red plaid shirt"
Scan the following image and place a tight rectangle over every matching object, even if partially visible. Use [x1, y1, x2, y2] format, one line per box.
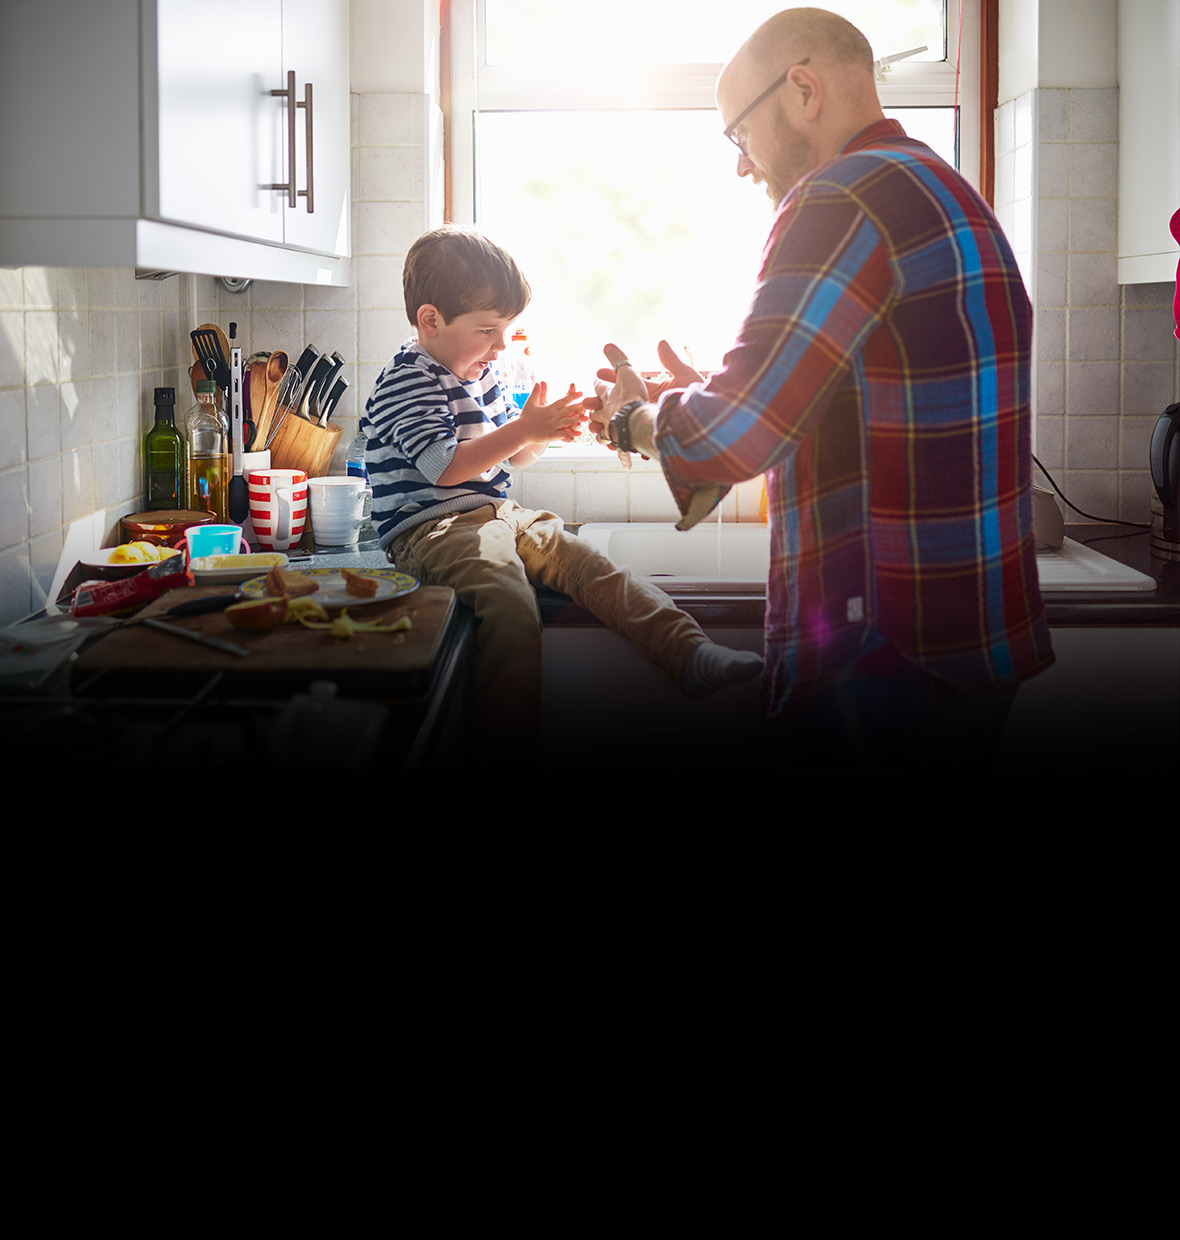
[654, 119, 1055, 716]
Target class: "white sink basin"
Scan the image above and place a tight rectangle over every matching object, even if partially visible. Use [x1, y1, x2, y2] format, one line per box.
[1035, 538, 1156, 591]
[578, 523, 1156, 594]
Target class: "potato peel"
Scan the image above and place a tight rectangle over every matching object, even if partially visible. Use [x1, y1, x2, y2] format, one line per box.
[295, 606, 412, 640]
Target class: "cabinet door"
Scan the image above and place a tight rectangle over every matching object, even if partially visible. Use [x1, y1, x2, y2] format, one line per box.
[153, 0, 286, 244]
[278, 0, 350, 257]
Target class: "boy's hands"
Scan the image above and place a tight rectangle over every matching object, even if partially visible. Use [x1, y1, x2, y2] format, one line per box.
[518, 381, 587, 444]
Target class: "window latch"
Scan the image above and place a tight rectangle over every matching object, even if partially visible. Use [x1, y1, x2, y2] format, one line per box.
[873, 46, 928, 81]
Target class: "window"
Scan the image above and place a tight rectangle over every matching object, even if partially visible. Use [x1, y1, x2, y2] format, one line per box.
[447, 1, 980, 384]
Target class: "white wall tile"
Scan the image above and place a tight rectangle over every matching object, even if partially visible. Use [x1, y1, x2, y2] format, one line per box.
[995, 100, 1015, 155]
[574, 467, 629, 522]
[1069, 88, 1118, 142]
[1068, 308, 1120, 360]
[1068, 196, 1116, 252]
[1038, 251, 1068, 305]
[1122, 361, 1176, 415]
[1068, 142, 1117, 198]
[1067, 361, 1119, 414]
[1013, 92, 1034, 149]
[1038, 89, 1069, 140]
[1123, 309, 1178, 362]
[1068, 252, 1116, 305]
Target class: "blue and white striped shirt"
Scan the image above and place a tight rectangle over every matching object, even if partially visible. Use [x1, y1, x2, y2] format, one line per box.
[363, 340, 514, 549]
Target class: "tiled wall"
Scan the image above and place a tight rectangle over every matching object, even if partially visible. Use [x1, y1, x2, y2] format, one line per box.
[0, 265, 194, 626]
[0, 90, 434, 628]
[510, 448, 765, 525]
[994, 86, 1180, 523]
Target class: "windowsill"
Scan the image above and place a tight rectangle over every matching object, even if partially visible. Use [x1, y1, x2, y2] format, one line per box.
[519, 442, 665, 471]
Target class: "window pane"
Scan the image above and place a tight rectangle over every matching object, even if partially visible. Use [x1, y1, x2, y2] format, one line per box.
[484, 0, 947, 68]
[475, 107, 955, 386]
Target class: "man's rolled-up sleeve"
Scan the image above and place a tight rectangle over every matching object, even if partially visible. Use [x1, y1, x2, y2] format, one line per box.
[654, 186, 895, 526]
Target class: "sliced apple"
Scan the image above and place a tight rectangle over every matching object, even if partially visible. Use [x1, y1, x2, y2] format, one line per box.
[225, 595, 290, 632]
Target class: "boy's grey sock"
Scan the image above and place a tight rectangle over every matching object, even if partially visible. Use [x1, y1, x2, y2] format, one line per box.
[681, 642, 763, 698]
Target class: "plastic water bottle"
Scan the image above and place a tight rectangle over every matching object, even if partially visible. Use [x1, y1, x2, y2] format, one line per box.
[346, 428, 376, 540]
[346, 428, 367, 481]
[499, 328, 534, 411]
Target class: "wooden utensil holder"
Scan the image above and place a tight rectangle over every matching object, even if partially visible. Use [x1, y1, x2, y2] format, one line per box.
[267, 411, 341, 479]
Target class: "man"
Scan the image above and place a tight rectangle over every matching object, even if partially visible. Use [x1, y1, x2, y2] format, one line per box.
[589, 7, 1054, 769]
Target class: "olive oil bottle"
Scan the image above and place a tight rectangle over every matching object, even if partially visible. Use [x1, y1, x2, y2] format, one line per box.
[185, 380, 229, 521]
[144, 387, 185, 509]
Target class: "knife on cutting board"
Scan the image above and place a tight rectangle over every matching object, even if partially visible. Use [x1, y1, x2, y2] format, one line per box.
[142, 617, 250, 657]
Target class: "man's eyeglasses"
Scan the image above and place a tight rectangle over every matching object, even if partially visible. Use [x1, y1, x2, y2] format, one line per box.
[723, 58, 811, 156]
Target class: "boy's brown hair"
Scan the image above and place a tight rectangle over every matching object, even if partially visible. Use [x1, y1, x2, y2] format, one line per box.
[402, 225, 531, 325]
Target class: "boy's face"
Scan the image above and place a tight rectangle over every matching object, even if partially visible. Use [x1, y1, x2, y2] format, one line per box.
[417, 305, 516, 382]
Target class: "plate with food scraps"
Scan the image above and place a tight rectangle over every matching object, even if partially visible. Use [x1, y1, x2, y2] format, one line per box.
[79, 543, 184, 578]
[190, 551, 289, 585]
[240, 566, 418, 608]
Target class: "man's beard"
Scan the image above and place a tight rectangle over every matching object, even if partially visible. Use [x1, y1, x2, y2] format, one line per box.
[760, 129, 814, 207]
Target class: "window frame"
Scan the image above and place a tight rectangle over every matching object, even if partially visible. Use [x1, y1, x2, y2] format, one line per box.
[445, 0, 983, 223]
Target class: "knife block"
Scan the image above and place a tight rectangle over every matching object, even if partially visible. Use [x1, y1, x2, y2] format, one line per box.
[267, 411, 341, 479]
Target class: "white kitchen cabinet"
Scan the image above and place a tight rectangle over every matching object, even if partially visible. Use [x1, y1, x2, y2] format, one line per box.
[1117, 0, 1180, 284]
[0, 0, 350, 284]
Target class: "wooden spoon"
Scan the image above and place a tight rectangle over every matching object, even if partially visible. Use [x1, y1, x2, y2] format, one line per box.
[254, 350, 288, 447]
[249, 359, 267, 421]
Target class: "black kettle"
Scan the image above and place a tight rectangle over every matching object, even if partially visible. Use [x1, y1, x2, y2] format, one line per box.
[1150, 401, 1180, 551]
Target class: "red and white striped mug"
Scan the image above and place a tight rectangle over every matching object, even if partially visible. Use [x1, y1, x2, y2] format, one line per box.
[247, 468, 308, 551]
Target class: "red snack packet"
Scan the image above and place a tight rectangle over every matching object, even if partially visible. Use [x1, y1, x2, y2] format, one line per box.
[69, 556, 191, 618]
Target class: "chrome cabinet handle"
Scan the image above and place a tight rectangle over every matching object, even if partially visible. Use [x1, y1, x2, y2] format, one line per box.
[267, 70, 315, 213]
[267, 70, 297, 207]
[299, 81, 314, 214]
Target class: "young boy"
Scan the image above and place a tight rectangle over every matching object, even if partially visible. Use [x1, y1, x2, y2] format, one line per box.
[363, 225, 761, 731]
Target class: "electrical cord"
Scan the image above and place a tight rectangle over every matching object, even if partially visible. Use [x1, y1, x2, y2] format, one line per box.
[1032, 453, 1153, 531]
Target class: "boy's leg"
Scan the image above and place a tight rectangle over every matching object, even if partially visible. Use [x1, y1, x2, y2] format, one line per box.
[393, 506, 544, 733]
[509, 505, 710, 685]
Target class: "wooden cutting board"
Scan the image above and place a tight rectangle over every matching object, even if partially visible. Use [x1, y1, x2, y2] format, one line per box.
[73, 582, 457, 700]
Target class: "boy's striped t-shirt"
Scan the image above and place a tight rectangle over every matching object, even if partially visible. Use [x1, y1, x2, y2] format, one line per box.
[363, 340, 514, 549]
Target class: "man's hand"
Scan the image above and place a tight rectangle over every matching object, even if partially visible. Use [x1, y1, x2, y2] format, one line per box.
[594, 340, 705, 407]
[586, 342, 650, 442]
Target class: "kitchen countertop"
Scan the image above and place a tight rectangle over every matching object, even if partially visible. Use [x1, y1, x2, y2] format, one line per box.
[4, 522, 1172, 772]
[537, 522, 1180, 629]
[3, 533, 476, 771]
[1039, 524, 1180, 625]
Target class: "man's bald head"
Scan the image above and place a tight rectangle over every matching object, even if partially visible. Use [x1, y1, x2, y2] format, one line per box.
[717, 6, 885, 198]
[741, 7, 875, 74]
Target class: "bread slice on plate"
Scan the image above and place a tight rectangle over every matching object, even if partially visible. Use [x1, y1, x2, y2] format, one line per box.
[341, 568, 380, 598]
[265, 565, 318, 598]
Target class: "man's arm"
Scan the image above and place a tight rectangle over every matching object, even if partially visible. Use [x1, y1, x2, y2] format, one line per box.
[654, 193, 891, 491]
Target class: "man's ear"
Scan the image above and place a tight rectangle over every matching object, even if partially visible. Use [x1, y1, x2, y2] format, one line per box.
[416, 303, 443, 337]
[790, 62, 821, 119]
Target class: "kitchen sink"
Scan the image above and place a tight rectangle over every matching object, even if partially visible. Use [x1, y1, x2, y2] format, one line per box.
[1035, 538, 1156, 591]
[577, 523, 1157, 594]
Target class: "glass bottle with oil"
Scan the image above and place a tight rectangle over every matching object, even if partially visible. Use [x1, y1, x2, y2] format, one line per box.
[185, 380, 229, 521]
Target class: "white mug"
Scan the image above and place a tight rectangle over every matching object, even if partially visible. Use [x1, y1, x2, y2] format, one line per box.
[308, 475, 373, 546]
